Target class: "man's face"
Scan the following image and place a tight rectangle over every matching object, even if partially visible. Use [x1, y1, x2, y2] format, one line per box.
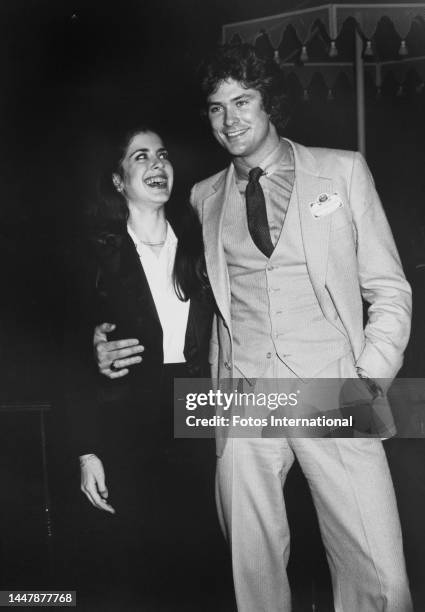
[207, 78, 276, 164]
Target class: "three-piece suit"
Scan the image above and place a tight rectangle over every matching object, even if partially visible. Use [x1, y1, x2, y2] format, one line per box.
[191, 139, 412, 611]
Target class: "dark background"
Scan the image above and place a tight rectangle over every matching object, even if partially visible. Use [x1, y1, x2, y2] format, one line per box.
[0, 1, 424, 609]
[0, 0, 424, 399]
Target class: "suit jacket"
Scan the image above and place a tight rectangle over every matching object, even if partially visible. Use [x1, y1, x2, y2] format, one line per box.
[191, 139, 412, 455]
[66, 224, 214, 457]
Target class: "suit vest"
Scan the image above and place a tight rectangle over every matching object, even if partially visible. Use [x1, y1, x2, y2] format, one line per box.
[222, 178, 351, 379]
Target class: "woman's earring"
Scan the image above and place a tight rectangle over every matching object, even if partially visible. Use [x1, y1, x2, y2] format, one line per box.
[112, 175, 123, 193]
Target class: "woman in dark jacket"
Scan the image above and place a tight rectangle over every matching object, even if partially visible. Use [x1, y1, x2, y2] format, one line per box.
[66, 125, 216, 607]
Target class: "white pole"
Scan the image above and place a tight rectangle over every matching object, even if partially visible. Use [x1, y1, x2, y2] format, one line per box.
[355, 15, 366, 157]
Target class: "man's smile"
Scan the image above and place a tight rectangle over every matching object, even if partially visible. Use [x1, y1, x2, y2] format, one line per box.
[224, 128, 249, 139]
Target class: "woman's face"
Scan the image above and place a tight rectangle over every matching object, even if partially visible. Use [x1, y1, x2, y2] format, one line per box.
[114, 131, 174, 209]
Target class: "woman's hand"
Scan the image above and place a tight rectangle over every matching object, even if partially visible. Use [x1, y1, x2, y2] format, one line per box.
[79, 454, 116, 514]
[93, 322, 144, 379]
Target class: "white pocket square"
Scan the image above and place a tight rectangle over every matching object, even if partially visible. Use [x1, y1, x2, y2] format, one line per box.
[310, 192, 343, 219]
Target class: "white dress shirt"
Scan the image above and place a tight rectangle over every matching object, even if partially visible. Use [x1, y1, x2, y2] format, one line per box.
[127, 222, 190, 364]
[233, 138, 295, 246]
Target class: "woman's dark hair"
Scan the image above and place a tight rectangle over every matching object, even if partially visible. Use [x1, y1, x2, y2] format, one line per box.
[88, 125, 207, 300]
[166, 197, 207, 301]
[199, 43, 289, 133]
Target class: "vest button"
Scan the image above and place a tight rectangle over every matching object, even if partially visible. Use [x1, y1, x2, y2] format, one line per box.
[224, 361, 232, 370]
[267, 265, 274, 271]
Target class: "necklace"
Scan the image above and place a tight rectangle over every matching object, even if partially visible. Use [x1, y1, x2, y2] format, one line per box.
[140, 239, 165, 246]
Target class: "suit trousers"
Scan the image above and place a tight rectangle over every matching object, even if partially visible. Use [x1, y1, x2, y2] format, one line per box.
[215, 356, 412, 612]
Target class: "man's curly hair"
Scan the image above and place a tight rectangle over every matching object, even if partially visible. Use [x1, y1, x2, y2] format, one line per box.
[199, 43, 289, 133]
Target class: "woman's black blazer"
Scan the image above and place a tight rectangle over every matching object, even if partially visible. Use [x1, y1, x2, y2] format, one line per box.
[66, 226, 214, 456]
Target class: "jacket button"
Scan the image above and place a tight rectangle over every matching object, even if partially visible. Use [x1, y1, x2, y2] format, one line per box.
[266, 352, 272, 359]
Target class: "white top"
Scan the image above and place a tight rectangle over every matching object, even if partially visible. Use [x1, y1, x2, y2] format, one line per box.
[127, 222, 190, 364]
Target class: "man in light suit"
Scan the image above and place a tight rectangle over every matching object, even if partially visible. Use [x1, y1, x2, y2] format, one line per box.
[93, 44, 412, 611]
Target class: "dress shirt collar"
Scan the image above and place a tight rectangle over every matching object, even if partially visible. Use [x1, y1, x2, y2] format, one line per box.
[232, 138, 293, 182]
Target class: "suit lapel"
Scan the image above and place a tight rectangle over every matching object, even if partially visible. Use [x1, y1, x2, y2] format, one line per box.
[287, 139, 333, 299]
[94, 231, 161, 329]
[202, 166, 234, 330]
[184, 288, 214, 363]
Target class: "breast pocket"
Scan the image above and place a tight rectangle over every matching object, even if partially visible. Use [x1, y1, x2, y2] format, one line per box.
[330, 203, 352, 229]
[330, 220, 356, 249]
